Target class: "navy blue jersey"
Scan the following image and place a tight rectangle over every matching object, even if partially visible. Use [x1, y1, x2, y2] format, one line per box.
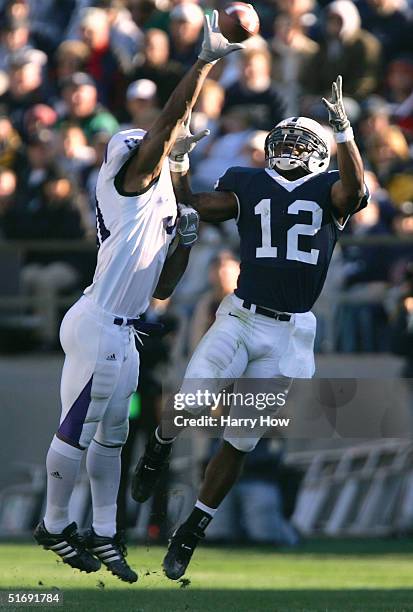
[215, 167, 367, 313]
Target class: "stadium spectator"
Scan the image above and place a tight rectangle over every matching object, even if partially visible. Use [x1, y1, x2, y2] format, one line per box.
[79, 131, 112, 232]
[191, 106, 253, 191]
[56, 124, 95, 183]
[0, 15, 32, 72]
[78, 7, 126, 109]
[124, 79, 160, 130]
[128, 28, 185, 107]
[54, 40, 90, 84]
[336, 196, 392, 352]
[270, 12, 319, 116]
[0, 48, 49, 135]
[364, 125, 413, 204]
[23, 103, 57, 139]
[223, 48, 284, 131]
[105, 1, 144, 70]
[357, 0, 413, 61]
[239, 130, 268, 168]
[358, 96, 391, 153]
[168, 3, 204, 69]
[275, 0, 316, 22]
[10, 0, 77, 55]
[14, 128, 56, 212]
[127, 0, 170, 32]
[385, 56, 413, 139]
[302, 0, 382, 101]
[58, 72, 119, 143]
[190, 79, 226, 166]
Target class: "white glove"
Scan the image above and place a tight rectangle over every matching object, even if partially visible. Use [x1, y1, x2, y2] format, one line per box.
[177, 203, 200, 247]
[169, 115, 210, 173]
[198, 10, 245, 64]
[322, 75, 353, 143]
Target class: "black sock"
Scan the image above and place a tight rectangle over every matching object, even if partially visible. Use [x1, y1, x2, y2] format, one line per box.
[148, 430, 173, 460]
[182, 507, 213, 534]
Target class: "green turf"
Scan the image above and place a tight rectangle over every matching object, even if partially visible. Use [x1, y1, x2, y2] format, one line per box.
[0, 540, 412, 612]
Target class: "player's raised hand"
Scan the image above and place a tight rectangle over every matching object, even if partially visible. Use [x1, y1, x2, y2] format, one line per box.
[169, 114, 210, 172]
[322, 75, 350, 133]
[198, 10, 245, 64]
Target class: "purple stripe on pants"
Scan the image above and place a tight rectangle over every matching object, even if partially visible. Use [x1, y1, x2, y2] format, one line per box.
[58, 376, 93, 446]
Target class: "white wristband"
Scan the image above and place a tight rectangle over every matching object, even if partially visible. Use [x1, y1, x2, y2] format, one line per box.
[335, 127, 354, 144]
[169, 155, 190, 173]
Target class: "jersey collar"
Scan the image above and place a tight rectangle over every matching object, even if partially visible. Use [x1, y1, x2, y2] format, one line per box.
[265, 168, 316, 192]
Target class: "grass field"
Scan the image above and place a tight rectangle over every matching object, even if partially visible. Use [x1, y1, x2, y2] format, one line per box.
[0, 539, 412, 612]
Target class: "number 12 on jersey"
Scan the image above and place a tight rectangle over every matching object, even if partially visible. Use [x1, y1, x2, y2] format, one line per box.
[255, 198, 322, 265]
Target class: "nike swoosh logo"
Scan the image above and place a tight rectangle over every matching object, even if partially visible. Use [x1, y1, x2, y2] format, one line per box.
[228, 313, 240, 319]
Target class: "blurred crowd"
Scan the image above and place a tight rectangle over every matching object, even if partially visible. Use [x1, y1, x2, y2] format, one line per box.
[0, 0, 413, 356]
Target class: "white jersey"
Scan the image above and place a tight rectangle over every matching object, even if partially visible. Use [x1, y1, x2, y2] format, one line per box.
[84, 129, 177, 318]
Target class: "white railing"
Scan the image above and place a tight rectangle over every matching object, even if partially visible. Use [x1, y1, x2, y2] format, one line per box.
[289, 440, 413, 536]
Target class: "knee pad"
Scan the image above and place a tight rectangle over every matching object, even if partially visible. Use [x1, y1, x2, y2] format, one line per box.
[95, 415, 129, 447]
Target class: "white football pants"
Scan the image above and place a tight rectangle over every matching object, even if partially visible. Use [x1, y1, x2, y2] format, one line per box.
[181, 293, 317, 451]
[57, 295, 139, 448]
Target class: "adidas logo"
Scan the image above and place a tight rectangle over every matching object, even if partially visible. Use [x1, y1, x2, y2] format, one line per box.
[106, 353, 116, 361]
[51, 471, 62, 479]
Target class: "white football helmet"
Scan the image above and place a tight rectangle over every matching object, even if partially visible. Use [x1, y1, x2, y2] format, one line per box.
[265, 117, 331, 175]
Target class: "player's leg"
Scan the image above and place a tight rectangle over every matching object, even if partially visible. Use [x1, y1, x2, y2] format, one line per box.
[132, 295, 249, 503]
[34, 301, 123, 572]
[85, 332, 139, 583]
[163, 318, 293, 579]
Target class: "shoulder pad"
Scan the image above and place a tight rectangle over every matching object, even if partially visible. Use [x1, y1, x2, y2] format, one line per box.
[104, 128, 147, 179]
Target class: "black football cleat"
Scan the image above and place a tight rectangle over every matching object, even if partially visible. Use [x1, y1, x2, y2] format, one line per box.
[162, 524, 204, 580]
[33, 521, 101, 573]
[85, 528, 138, 583]
[131, 432, 172, 503]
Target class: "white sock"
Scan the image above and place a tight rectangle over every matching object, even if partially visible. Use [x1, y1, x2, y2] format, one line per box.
[86, 439, 122, 538]
[195, 499, 218, 517]
[43, 436, 83, 534]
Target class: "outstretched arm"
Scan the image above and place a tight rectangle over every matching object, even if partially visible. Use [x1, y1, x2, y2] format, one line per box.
[172, 170, 238, 222]
[322, 76, 366, 223]
[122, 12, 243, 194]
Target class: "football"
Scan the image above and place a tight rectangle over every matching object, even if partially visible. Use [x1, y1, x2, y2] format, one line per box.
[218, 2, 260, 43]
